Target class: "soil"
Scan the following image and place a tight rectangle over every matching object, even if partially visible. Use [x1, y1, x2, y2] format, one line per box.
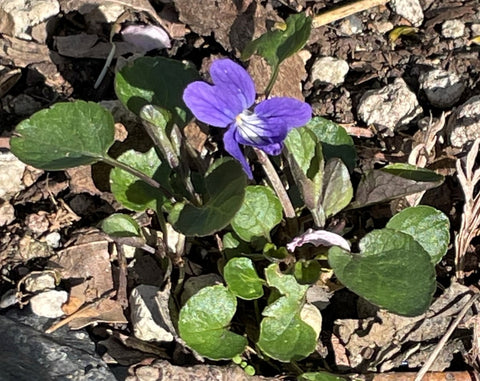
[1, 0, 480, 380]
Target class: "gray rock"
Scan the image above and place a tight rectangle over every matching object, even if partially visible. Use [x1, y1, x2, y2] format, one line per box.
[24, 272, 57, 293]
[419, 69, 465, 108]
[390, 0, 424, 27]
[447, 95, 480, 148]
[0, 201, 15, 226]
[311, 56, 349, 86]
[0, 309, 117, 381]
[441, 20, 465, 38]
[357, 78, 423, 133]
[30, 290, 68, 318]
[338, 15, 364, 35]
[0, 152, 26, 201]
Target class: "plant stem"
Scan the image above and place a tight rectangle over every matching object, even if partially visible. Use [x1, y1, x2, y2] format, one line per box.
[264, 65, 280, 99]
[101, 155, 176, 201]
[254, 148, 295, 219]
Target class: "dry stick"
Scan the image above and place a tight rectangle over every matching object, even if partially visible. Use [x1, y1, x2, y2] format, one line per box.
[254, 148, 296, 219]
[414, 292, 480, 381]
[313, 0, 390, 27]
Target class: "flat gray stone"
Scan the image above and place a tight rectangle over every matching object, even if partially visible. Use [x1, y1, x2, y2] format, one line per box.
[447, 95, 480, 148]
[390, 0, 424, 27]
[419, 69, 465, 108]
[311, 56, 349, 86]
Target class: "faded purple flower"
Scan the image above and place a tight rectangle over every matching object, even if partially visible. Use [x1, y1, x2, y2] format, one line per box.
[121, 24, 171, 51]
[183, 59, 312, 178]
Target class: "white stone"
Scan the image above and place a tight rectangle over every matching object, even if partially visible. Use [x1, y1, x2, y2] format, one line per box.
[1, 0, 60, 40]
[357, 78, 422, 133]
[24, 272, 56, 293]
[390, 0, 424, 27]
[442, 20, 465, 39]
[45, 232, 62, 248]
[419, 69, 465, 108]
[130, 285, 174, 342]
[471, 24, 480, 36]
[448, 95, 480, 148]
[311, 56, 349, 86]
[0, 151, 26, 200]
[30, 290, 67, 318]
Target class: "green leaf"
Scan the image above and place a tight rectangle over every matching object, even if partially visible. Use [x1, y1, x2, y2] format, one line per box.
[257, 264, 321, 362]
[299, 372, 347, 381]
[100, 213, 141, 237]
[328, 229, 436, 316]
[321, 158, 353, 218]
[285, 127, 323, 213]
[352, 164, 444, 208]
[294, 260, 321, 284]
[242, 13, 312, 69]
[115, 56, 199, 125]
[110, 148, 170, 211]
[231, 186, 282, 242]
[307, 117, 357, 171]
[169, 158, 246, 236]
[224, 257, 264, 300]
[10, 101, 114, 170]
[178, 285, 247, 360]
[386, 206, 450, 264]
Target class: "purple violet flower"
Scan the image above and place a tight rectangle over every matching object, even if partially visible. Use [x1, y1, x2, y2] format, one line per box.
[183, 59, 312, 178]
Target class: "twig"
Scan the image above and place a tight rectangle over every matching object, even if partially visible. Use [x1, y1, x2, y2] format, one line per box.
[313, 0, 390, 28]
[414, 292, 480, 381]
[254, 148, 296, 219]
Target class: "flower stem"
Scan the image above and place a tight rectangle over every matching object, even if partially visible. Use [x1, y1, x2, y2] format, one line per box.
[264, 65, 280, 99]
[254, 148, 295, 219]
[101, 155, 175, 202]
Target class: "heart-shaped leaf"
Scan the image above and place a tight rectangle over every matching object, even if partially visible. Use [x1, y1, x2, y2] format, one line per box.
[386, 206, 450, 264]
[10, 101, 114, 170]
[257, 264, 321, 362]
[115, 56, 199, 125]
[178, 285, 247, 360]
[110, 148, 171, 211]
[100, 213, 141, 237]
[328, 229, 436, 316]
[168, 158, 246, 236]
[224, 257, 264, 300]
[231, 186, 282, 242]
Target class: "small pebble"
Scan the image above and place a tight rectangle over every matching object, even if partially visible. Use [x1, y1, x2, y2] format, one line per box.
[339, 15, 363, 35]
[45, 232, 62, 248]
[310, 57, 349, 86]
[24, 272, 57, 293]
[30, 290, 68, 318]
[442, 20, 465, 38]
[447, 95, 480, 148]
[390, 0, 424, 27]
[0, 152, 26, 201]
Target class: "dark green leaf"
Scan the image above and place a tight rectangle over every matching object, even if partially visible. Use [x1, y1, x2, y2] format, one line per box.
[110, 148, 170, 211]
[299, 372, 347, 381]
[100, 213, 141, 237]
[242, 13, 312, 69]
[10, 101, 114, 170]
[328, 229, 436, 316]
[178, 285, 247, 360]
[307, 117, 357, 171]
[231, 186, 282, 242]
[115, 56, 199, 125]
[386, 206, 450, 264]
[224, 257, 264, 300]
[168, 158, 246, 236]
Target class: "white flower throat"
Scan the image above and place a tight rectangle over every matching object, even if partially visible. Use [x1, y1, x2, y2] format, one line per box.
[235, 109, 267, 145]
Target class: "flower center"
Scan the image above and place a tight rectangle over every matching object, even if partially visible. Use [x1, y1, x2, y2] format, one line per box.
[235, 110, 268, 145]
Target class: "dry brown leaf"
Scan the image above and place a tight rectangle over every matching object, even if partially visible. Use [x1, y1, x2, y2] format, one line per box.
[65, 165, 103, 196]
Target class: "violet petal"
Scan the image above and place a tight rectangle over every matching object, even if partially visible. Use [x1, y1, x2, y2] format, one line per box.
[255, 97, 312, 130]
[183, 82, 238, 127]
[223, 126, 253, 179]
[209, 59, 256, 110]
[121, 25, 171, 51]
